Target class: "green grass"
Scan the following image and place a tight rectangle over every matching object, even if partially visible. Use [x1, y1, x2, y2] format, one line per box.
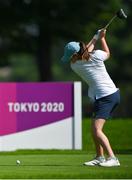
[0, 119, 132, 179]
[0, 153, 132, 179]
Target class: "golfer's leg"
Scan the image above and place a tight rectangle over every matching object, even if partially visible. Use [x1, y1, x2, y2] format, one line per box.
[91, 120, 104, 157]
[92, 119, 115, 157]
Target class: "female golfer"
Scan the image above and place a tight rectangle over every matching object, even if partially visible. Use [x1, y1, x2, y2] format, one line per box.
[61, 29, 120, 167]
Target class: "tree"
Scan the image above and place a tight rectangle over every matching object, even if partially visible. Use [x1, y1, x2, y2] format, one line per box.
[0, 0, 110, 81]
[0, 0, 131, 83]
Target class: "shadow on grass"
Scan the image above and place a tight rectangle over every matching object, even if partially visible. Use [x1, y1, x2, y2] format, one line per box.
[114, 149, 132, 154]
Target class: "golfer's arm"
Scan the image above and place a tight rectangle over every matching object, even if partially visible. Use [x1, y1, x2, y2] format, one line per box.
[86, 38, 97, 52]
[101, 37, 110, 58]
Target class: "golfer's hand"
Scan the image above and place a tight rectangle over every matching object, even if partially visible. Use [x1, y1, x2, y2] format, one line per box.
[99, 29, 106, 39]
[93, 29, 102, 40]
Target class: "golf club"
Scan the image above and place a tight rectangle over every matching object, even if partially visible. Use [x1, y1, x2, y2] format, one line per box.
[104, 8, 127, 29]
[81, 9, 127, 56]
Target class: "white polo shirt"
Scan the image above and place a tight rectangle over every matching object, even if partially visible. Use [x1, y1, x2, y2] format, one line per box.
[71, 50, 118, 101]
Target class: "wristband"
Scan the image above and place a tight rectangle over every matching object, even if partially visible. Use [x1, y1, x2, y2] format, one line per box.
[93, 34, 99, 40]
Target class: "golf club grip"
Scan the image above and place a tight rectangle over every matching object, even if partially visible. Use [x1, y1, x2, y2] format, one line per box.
[104, 15, 117, 29]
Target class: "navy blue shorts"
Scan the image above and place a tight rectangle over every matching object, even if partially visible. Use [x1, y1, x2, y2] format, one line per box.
[93, 90, 120, 120]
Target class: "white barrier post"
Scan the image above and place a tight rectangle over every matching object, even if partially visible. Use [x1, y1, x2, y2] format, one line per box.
[72, 82, 82, 149]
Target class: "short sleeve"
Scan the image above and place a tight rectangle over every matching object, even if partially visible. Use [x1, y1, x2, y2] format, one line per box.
[92, 50, 108, 61]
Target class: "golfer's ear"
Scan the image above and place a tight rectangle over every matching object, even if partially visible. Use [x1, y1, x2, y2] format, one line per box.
[72, 53, 78, 58]
[71, 53, 78, 63]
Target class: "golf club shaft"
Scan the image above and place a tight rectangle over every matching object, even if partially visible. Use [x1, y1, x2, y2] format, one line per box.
[104, 15, 117, 29]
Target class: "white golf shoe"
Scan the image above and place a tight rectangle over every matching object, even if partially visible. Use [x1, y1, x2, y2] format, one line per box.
[99, 157, 120, 167]
[84, 156, 105, 166]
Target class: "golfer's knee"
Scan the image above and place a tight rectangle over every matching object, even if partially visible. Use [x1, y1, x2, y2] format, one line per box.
[93, 128, 102, 138]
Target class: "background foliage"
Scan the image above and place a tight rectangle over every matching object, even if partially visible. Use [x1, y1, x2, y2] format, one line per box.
[0, 0, 132, 117]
